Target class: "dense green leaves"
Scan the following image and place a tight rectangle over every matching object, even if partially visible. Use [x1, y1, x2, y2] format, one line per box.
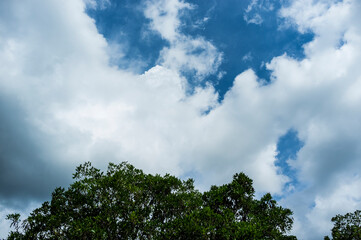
[6, 162, 296, 239]
[325, 210, 361, 240]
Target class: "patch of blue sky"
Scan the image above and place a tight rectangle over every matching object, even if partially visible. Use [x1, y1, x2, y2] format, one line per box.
[275, 129, 304, 196]
[337, 36, 347, 49]
[180, 169, 207, 191]
[86, 0, 314, 99]
[179, 0, 314, 98]
[86, 0, 168, 73]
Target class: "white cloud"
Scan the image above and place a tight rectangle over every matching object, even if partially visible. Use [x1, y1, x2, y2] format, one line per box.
[84, 0, 110, 10]
[283, 175, 361, 239]
[144, 0, 223, 80]
[242, 52, 253, 62]
[244, 13, 263, 25]
[0, 0, 286, 195]
[144, 0, 192, 42]
[306, 176, 361, 238]
[244, 0, 275, 25]
[272, 0, 361, 238]
[158, 36, 223, 80]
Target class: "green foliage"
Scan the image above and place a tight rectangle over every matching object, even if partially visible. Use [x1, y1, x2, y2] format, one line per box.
[325, 210, 361, 240]
[5, 213, 24, 240]
[6, 162, 296, 239]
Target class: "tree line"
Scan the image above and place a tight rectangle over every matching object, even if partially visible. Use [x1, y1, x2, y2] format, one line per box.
[4, 162, 360, 239]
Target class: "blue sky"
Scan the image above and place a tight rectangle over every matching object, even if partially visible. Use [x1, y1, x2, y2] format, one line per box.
[86, 0, 314, 96]
[1, 0, 361, 239]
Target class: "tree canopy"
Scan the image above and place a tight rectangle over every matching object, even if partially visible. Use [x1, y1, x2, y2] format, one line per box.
[6, 161, 296, 239]
[324, 210, 361, 240]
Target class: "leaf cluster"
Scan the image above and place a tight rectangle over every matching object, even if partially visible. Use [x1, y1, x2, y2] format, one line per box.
[325, 210, 361, 240]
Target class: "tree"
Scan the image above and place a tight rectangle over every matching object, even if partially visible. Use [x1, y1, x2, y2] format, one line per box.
[324, 210, 361, 240]
[5, 213, 24, 240]
[6, 161, 296, 239]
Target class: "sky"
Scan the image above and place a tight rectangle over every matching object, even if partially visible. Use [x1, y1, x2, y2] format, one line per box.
[0, 0, 361, 239]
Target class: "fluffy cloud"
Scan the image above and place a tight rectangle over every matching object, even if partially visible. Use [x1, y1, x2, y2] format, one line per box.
[306, 175, 361, 238]
[144, 0, 223, 80]
[144, 0, 192, 42]
[275, 0, 361, 238]
[0, 0, 284, 208]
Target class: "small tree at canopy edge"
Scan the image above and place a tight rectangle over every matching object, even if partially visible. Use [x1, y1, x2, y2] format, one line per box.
[324, 210, 361, 240]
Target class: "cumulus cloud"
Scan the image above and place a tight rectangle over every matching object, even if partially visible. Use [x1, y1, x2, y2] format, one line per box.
[0, 0, 285, 201]
[273, 0, 361, 238]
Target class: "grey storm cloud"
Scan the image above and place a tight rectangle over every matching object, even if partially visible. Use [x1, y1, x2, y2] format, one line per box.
[0, 94, 72, 205]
